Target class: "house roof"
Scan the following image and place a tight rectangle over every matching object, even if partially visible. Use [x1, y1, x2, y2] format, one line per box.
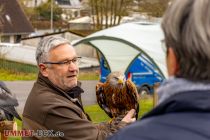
[21, 29, 95, 40]
[0, 0, 34, 35]
[55, 0, 81, 7]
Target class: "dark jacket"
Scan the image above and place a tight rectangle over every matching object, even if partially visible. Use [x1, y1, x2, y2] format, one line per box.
[109, 90, 210, 140]
[23, 74, 127, 140]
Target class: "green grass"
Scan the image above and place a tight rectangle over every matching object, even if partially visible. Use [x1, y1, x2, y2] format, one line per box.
[0, 59, 38, 81]
[0, 59, 38, 73]
[0, 68, 99, 81]
[84, 104, 111, 123]
[139, 96, 153, 117]
[78, 72, 99, 81]
[0, 69, 38, 81]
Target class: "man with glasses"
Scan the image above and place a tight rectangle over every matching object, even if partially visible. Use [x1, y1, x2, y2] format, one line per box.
[109, 0, 210, 140]
[22, 36, 135, 140]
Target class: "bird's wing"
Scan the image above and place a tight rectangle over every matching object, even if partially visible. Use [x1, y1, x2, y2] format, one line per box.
[126, 79, 140, 119]
[0, 81, 11, 94]
[0, 106, 22, 121]
[0, 81, 18, 107]
[0, 81, 21, 121]
[96, 82, 112, 118]
[0, 98, 21, 121]
[0, 92, 19, 107]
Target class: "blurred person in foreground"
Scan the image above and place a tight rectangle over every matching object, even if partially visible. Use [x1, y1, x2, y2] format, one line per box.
[109, 0, 210, 139]
[22, 36, 136, 140]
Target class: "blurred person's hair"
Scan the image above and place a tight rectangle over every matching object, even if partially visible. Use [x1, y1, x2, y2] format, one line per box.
[162, 0, 210, 82]
[36, 36, 70, 65]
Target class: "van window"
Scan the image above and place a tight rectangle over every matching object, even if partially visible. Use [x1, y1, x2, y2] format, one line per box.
[102, 58, 109, 69]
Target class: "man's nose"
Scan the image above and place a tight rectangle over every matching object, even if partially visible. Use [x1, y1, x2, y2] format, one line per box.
[68, 62, 78, 71]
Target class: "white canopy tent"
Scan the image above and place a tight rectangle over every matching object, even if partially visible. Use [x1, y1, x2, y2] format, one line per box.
[72, 22, 168, 78]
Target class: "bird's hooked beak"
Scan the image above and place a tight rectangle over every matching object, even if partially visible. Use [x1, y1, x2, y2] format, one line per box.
[117, 77, 125, 89]
[118, 79, 124, 84]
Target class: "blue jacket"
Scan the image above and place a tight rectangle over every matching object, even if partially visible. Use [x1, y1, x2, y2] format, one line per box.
[108, 91, 210, 140]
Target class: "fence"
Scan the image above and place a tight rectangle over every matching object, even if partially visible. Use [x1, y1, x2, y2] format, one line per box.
[0, 59, 38, 74]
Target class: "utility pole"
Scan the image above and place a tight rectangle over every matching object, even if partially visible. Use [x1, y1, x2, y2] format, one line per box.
[51, 0, 53, 32]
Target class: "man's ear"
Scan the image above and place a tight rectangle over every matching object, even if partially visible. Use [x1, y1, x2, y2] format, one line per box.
[167, 48, 179, 76]
[39, 63, 49, 77]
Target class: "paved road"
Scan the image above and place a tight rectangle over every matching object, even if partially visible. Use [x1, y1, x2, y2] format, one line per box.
[4, 80, 98, 115]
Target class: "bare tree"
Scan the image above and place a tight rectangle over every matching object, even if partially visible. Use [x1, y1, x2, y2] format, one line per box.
[0, 5, 4, 32]
[86, 0, 169, 29]
[137, 0, 170, 17]
[0, 6, 5, 59]
[88, 0, 132, 30]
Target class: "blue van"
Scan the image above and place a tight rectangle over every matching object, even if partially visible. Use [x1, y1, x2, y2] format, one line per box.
[99, 53, 164, 95]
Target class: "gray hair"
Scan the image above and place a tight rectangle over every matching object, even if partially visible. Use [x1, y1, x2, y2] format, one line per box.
[162, 0, 210, 82]
[36, 36, 70, 64]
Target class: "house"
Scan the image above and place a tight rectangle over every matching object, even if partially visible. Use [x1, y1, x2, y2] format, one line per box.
[68, 16, 91, 30]
[56, 0, 82, 20]
[22, 0, 82, 20]
[0, 0, 34, 43]
[23, 0, 81, 8]
[22, 0, 47, 7]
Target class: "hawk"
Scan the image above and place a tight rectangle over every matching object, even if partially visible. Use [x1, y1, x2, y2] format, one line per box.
[96, 71, 139, 119]
[0, 81, 22, 121]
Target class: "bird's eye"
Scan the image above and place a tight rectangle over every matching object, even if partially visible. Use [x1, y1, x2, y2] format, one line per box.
[114, 77, 118, 80]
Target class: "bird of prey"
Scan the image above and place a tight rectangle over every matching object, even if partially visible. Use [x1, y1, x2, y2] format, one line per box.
[96, 71, 139, 119]
[0, 81, 22, 121]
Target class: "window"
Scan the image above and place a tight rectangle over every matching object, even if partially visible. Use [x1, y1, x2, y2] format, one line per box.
[56, 0, 70, 5]
[1, 36, 10, 43]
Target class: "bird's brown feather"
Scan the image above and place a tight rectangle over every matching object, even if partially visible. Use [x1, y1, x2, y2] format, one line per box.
[96, 72, 139, 119]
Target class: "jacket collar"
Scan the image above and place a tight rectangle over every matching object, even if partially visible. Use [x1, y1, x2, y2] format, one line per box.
[142, 90, 210, 119]
[157, 77, 210, 104]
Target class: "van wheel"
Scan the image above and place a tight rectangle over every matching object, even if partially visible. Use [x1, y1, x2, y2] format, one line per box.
[138, 87, 150, 96]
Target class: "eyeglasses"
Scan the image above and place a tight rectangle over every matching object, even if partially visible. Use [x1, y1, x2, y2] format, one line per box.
[43, 57, 82, 66]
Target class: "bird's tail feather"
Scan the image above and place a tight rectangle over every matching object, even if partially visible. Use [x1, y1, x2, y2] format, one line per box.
[2, 107, 22, 121]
